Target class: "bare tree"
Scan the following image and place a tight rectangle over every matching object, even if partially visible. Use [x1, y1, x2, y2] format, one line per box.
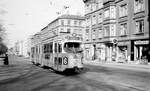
[0, 24, 8, 55]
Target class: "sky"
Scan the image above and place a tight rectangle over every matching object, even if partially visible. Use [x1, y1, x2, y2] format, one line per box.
[0, 0, 85, 48]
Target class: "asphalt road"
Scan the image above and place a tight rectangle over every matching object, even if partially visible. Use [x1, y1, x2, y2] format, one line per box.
[0, 55, 150, 91]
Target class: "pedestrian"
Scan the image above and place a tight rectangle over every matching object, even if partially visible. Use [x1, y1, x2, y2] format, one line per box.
[4, 54, 9, 65]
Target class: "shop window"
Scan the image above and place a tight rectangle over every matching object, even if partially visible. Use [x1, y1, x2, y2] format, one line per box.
[134, 0, 145, 13]
[135, 20, 144, 34]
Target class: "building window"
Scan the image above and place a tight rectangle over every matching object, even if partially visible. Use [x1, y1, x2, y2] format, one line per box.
[85, 4, 89, 14]
[120, 23, 127, 36]
[98, 28, 103, 39]
[97, 0, 103, 9]
[74, 20, 77, 26]
[79, 21, 82, 26]
[134, 0, 145, 13]
[67, 28, 71, 33]
[135, 20, 144, 33]
[119, 4, 128, 17]
[60, 28, 64, 32]
[92, 15, 96, 25]
[85, 34, 89, 41]
[91, 3, 97, 11]
[61, 20, 64, 25]
[86, 29, 89, 34]
[73, 29, 78, 33]
[92, 30, 96, 40]
[86, 17, 90, 27]
[110, 24, 116, 36]
[110, 6, 116, 18]
[67, 20, 71, 25]
[98, 13, 103, 23]
[104, 10, 109, 19]
[104, 26, 110, 37]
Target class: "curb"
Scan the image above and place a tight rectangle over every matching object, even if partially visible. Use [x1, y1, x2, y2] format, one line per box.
[83, 61, 150, 72]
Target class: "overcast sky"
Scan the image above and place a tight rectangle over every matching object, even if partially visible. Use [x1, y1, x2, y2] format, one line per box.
[0, 0, 85, 48]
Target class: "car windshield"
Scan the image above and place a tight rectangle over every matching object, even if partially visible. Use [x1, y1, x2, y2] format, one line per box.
[64, 42, 83, 53]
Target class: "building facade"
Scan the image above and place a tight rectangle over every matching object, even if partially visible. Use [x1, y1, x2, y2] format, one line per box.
[13, 40, 28, 57]
[83, 0, 149, 63]
[30, 14, 85, 62]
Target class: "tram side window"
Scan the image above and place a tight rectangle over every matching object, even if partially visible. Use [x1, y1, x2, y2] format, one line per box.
[44, 44, 49, 53]
[31, 47, 35, 58]
[58, 43, 62, 53]
[36, 46, 38, 54]
[50, 42, 53, 53]
[55, 43, 57, 53]
[44, 44, 46, 53]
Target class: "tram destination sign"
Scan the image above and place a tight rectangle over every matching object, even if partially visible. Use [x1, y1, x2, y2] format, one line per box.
[65, 36, 82, 40]
[65, 34, 82, 40]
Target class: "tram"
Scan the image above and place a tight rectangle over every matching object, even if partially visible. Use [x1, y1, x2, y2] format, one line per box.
[30, 33, 84, 72]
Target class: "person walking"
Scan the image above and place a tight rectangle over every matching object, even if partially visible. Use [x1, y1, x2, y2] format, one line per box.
[4, 54, 9, 65]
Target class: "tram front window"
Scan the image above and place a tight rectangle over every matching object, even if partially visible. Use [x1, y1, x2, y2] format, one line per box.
[64, 42, 83, 53]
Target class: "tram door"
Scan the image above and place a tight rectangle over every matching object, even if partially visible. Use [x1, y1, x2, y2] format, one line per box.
[54, 41, 63, 71]
[54, 42, 58, 70]
[57, 42, 62, 70]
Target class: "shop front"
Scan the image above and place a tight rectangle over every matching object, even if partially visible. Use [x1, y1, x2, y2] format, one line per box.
[116, 41, 129, 63]
[134, 40, 149, 63]
[96, 43, 106, 62]
[84, 44, 94, 61]
[104, 42, 117, 62]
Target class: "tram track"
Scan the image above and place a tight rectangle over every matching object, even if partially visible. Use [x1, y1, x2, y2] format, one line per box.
[66, 72, 144, 91]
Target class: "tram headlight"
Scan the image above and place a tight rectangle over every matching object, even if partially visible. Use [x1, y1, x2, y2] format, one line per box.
[63, 57, 68, 65]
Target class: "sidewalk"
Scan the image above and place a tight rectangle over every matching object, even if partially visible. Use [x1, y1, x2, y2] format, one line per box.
[83, 60, 150, 73]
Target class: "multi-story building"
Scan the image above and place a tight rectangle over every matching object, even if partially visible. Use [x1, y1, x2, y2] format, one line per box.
[83, 0, 149, 63]
[14, 40, 28, 57]
[30, 14, 85, 62]
[40, 14, 85, 45]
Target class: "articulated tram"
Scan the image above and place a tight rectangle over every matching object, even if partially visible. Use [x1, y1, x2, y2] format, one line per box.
[30, 33, 84, 72]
